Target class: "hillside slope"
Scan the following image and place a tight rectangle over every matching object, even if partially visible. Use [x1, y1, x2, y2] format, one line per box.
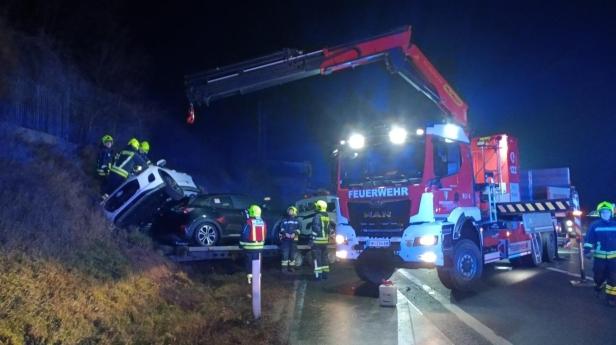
[0, 124, 292, 345]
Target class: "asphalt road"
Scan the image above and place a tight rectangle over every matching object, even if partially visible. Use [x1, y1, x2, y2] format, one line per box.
[286, 249, 616, 345]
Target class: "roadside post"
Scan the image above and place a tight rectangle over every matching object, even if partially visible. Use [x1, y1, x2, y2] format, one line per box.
[252, 252, 262, 319]
[571, 214, 593, 287]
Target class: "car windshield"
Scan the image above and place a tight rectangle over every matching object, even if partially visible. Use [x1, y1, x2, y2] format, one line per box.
[339, 141, 424, 187]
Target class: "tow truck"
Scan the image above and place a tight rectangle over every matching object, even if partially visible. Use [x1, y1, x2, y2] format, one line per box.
[185, 26, 581, 290]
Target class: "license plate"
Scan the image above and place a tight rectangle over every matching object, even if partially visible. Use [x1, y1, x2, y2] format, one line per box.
[367, 239, 391, 248]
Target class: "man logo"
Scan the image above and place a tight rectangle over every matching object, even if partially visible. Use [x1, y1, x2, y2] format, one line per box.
[364, 210, 392, 219]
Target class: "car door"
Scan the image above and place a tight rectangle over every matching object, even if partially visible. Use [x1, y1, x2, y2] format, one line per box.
[209, 195, 244, 236]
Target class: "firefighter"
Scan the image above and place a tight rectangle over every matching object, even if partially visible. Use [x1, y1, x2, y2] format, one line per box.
[139, 140, 152, 166]
[584, 201, 616, 307]
[240, 205, 267, 284]
[105, 138, 146, 194]
[279, 206, 301, 272]
[96, 134, 114, 179]
[311, 200, 333, 280]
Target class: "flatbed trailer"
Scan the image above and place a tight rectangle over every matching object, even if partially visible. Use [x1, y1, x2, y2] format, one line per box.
[162, 243, 336, 263]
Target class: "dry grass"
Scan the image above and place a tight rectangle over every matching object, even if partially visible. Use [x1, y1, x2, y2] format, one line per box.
[0, 132, 293, 345]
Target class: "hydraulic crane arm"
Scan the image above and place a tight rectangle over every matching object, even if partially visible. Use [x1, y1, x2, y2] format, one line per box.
[185, 26, 468, 127]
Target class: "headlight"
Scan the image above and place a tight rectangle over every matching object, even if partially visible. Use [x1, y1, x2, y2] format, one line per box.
[336, 250, 348, 259]
[418, 235, 437, 246]
[388, 126, 407, 145]
[419, 251, 437, 263]
[348, 133, 365, 150]
[335, 234, 346, 245]
[565, 220, 574, 227]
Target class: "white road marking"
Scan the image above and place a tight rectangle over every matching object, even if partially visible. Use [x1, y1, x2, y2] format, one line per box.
[397, 290, 414, 345]
[397, 289, 452, 345]
[289, 280, 307, 344]
[546, 266, 594, 280]
[398, 269, 513, 345]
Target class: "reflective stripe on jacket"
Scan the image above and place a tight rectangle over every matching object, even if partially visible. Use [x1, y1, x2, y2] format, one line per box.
[585, 220, 616, 259]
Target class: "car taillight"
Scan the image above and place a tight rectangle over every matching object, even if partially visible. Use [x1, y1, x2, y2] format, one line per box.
[182, 207, 194, 214]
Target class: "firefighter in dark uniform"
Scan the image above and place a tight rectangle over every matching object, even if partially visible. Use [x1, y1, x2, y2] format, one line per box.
[139, 140, 152, 166]
[279, 206, 301, 272]
[105, 138, 146, 194]
[96, 134, 114, 184]
[584, 201, 616, 307]
[240, 205, 267, 284]
[311, 200, 334, 280]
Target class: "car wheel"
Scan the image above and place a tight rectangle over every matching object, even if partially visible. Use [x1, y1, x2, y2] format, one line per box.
[161, 173, 184, 201]
[192, 221, 220, 247]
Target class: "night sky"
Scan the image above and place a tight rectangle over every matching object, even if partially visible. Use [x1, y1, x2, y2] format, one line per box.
[5, 0, 616, 210]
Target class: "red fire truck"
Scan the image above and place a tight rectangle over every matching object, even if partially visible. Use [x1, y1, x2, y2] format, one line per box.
[185, 26, 580, 290]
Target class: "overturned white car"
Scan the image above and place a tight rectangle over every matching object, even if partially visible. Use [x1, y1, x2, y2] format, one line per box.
[103, 162, 200, 228]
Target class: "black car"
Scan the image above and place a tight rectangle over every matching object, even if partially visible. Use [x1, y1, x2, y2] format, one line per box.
[151, 193, 282, 246]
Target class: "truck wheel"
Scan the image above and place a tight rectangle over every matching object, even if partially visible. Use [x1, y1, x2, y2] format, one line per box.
[354, 250, 396, 285]
[436, 267, 455, 290]
[542, 231, 557, 262]
[293, 251, 303, 267]
[449, 239, 483, 291]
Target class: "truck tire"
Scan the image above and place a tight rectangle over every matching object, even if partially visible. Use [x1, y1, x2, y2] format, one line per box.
[436, 267, 455, 290]
[354, 250, 396, 285]
[448, 239, 483, 291]
[542, 231, 557, 262]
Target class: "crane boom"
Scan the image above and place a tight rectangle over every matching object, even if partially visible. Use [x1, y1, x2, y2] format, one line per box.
[185, 26, 468, 126]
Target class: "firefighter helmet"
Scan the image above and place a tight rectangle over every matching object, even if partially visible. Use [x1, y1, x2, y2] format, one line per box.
[140, 141, 150, 154]
[101, 134, 113, 144]
[128, 138, 140, 150]
[247, 204, 262, 218]
[287, 206, 298, 216]
[315, 200, 327, 212]
[596, 201, 614, 213]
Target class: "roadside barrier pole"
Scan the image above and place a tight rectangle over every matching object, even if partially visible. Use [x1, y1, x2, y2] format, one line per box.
[252, 252, 262, 319]
[571, 232, 594, 287]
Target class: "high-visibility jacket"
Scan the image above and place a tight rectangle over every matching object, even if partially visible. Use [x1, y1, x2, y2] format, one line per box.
[584, 218, 616, 259]
[240, 217, 267, 250]
[279, 216, 301, 242]
[96, 146, 114, 176]
[311, 211, 332, 245]
[109, 146, 146, 179]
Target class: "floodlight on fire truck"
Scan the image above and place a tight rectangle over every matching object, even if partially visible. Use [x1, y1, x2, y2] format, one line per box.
[348, 133, 365, 150]
[388, 126, 408, 145]
[416, 128, 425, 136]
[444, 123, 459, 140]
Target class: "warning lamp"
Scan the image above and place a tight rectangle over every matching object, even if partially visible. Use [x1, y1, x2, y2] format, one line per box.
[186, 103, 196, 125]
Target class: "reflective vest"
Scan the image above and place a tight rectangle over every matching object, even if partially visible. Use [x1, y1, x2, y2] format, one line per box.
[110, 148, 145, 179]
[240, 218, 267, 250]
[311, 211, 331, 245]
